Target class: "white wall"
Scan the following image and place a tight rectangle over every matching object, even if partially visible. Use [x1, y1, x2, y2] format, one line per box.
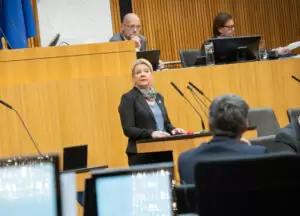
[37, 0, 114, 46]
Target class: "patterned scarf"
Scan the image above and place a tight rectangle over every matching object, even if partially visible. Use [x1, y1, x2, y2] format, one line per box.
[138, 87, 157, 101]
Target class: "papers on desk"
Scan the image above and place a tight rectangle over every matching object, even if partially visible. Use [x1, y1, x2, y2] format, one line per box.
[291, 54, 300, 58]
[285, 41, 300, 50]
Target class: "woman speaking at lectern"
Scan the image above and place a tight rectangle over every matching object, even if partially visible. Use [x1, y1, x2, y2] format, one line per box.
[118, 58, 185, 165]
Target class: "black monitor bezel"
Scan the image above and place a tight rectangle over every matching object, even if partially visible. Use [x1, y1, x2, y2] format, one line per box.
[136, 50, 161, 71]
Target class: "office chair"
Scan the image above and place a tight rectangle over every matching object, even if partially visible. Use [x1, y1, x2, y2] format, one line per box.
[179, 49, 201, 67]
[287, 108, 300, 122]
[248, 107, 280, 136]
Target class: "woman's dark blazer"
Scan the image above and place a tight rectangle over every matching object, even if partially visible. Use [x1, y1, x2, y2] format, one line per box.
[118, 87, 175, 153]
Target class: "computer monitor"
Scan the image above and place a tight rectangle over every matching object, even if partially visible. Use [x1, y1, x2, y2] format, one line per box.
[210, 35, 261, 64]
[0, 154, 61, 216]
[92, 162, 174, 216]
[83, 177, 97, 216]
[136, 50, 160, 71]
[63, 144, 87, 171]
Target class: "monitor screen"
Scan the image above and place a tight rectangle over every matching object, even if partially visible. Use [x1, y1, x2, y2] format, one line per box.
[210, 35, 261, 64]
[0, 163, 58, 216]
[136, 50, 160, 71]
[95, 169, 172, 216]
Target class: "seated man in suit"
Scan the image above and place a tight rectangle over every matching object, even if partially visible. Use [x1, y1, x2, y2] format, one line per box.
[109, 13, 165, 70]
[275, 116, 300, 152]
[109, 13, 146, 51]
[178, 94, 267, 184]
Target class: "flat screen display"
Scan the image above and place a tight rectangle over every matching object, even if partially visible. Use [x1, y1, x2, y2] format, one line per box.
[0, 163, 58, 216]
[95, 169, 172, 216]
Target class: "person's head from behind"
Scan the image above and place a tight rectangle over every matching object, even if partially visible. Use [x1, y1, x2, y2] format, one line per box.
[213, 12, 235, 37]
[209, 94, 249, 139]
[132, 58, 154, 89]
[121, 13, 141, 39]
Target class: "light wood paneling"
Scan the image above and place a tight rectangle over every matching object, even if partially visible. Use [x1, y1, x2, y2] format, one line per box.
[31, 0, 41, 47]
[110, 0, 122, 34]
[0, 59, 299, 170]
[124, 0, 300, 61]
[0, 41, 136, 86]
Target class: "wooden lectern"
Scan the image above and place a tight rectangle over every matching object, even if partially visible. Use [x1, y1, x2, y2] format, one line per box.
[137, 129, 257, 183]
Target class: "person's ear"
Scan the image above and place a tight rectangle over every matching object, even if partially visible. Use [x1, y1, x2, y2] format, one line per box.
[245, 120, 249, 130]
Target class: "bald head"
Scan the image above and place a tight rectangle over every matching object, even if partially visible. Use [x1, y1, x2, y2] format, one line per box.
[121, 13, 141, 39]
[123, 13, 140, 24]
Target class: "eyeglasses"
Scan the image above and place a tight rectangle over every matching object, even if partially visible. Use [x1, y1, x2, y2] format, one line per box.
[124, 24, 141, 30]
[223, 25, 235, 29]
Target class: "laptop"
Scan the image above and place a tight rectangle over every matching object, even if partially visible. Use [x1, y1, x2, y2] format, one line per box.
[136, 50, 160, 71]
[85, 162, 174, 216]
[63, 145, 87, 171]
[0, 154, 62, 216]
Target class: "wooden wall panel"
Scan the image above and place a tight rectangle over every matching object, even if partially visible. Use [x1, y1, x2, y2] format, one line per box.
[31, 0, 41, 47]
[117, 0, 300, 61]
[110, 0, 122, 34]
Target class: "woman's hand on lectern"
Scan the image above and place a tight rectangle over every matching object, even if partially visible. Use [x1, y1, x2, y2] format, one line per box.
[171, 128, 186, 135]
[151, 131, 170, 138]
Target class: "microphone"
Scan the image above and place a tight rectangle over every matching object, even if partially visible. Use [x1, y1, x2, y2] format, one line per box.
[292, 75, 300, 83]
[0, 100, 42, 155]
[48, 33, 61, 46]
[188, 81, 212, 103]
[170, 82, 206, 130]
[186, 86, 208, 118]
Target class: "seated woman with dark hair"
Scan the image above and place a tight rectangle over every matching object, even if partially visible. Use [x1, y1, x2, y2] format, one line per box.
[200, 12, 292, 57]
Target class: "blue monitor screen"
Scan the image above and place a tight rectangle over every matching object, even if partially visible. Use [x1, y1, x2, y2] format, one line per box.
[0, 163, 58, 216]
[95, 169, 173, 216]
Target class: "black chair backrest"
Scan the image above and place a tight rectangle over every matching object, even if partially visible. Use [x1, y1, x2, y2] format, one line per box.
[248, 107, 280, 136]
[194, 153, 300, 216]
[179, 49, 201, 67]
[175, 184, 196, 214]
[287, 108, 300, 122]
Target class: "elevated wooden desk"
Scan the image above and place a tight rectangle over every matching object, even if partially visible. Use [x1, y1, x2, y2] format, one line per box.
[137, 129, 257, 183]
[0, 41, 136, 86]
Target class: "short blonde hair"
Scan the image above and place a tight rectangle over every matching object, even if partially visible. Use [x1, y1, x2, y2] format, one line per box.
[131, 58, 153, 76]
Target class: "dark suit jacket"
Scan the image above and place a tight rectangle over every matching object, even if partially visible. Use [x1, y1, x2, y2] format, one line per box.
[275, 120, 300, 152]
[118, 87, 175, 153]
[178, 136, 268, 184]
[109, 33, 147, 51]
